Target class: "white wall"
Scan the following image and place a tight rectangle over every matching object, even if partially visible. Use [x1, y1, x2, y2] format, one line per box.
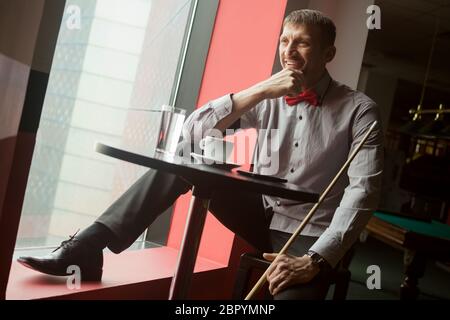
[276, 0, 375, 89]
[308, 0, 374, 89]
[358, 68, 398, 133]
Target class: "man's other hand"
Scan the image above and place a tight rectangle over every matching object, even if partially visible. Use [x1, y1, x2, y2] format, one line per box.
[263, 252, 320, 296]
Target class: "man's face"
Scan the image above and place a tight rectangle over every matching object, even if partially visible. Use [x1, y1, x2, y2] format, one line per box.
[279, 23, 335, 87]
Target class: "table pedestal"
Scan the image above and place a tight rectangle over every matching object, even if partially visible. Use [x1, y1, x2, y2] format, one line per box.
[168, 186, 211, 300]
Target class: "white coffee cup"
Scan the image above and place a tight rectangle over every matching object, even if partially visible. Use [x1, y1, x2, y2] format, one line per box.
[199, 136, 234, 163]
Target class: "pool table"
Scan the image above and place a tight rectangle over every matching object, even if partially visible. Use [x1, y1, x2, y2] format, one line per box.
[365, 211, 450, 300]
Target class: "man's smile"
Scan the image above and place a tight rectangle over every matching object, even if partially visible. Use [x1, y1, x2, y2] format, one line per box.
[284, 59, 304, 71]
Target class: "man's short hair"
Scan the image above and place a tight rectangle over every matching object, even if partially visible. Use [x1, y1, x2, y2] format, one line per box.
[284, 9, 336, 47]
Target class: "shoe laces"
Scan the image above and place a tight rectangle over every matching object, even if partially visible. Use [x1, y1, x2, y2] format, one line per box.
[52, 229, 80, 253]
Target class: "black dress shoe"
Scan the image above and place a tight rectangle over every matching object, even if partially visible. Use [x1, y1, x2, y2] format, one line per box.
[17, 231, 103, 281]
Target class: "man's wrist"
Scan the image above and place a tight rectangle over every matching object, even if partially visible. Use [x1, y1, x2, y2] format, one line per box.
[231, 86, 265, 112]
[306, 250, 331, 271]
[246, 82, 271, 101]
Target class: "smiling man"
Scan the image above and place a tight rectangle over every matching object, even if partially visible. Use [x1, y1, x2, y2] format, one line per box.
[210, 10, 337, 134]
[183, 9, 384, 299]
[18, 9, 383, 300]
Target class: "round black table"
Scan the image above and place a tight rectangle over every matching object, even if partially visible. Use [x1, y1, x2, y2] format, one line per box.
[95, 142, 319, 299]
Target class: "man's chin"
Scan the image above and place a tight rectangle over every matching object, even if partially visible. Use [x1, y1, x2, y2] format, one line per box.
[284, 66, 304, 72]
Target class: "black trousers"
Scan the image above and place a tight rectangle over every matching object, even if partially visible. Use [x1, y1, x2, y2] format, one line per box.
[96, 168, 273, 253]
[96, 168, 333, 299]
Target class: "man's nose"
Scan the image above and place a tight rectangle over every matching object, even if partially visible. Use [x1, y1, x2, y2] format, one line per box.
[286, 42, 296, 56]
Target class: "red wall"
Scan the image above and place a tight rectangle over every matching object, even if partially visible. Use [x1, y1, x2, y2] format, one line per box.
[167, 0, 287, 265]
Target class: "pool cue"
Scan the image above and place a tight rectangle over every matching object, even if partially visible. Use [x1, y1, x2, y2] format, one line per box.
[245, 120, 378, 300]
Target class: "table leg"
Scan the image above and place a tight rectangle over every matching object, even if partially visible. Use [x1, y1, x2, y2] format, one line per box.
[168, 186, 211, 300]
[400, 249, 426, 300]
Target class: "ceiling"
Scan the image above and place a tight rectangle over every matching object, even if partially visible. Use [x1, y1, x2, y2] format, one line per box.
[363, 0, 450, 93]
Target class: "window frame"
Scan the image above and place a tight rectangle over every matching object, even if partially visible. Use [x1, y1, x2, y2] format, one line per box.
[144, 0, 220, 246]
[11, 0, 220, 252]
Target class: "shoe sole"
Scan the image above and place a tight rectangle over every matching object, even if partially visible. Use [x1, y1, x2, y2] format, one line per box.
[17, 259, 103, 282]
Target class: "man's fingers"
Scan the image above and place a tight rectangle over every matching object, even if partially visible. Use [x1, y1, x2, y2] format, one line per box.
[264, 253, 278, 277]
[284, 70, 304, 94]
[269, 272, 290, 296]
[291, 68, 304, 76]
[273, 279, 290, 296]
[268, 272, 283, 295]
[283, 69, 302, 81]
[263, 253, 277, 261]
[287, 68, 305, 81]
[267, 271, 279, 294]
[266, 264, 276, 279]
[266, 257, 284, 281]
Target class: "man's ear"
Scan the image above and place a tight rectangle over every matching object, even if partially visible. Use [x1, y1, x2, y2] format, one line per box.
[324, 46, 336, 63]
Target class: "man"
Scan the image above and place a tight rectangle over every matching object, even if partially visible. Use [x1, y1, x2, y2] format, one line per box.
[18, 9, 383, 300]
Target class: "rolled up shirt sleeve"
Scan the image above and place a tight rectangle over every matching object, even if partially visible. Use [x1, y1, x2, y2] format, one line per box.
[182, 94, 260, 143]
[309, 103, 384, 267]
[182, 94, 233, 143]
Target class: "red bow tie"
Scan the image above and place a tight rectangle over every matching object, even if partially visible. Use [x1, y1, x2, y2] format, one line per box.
[285, 90, 318, 107]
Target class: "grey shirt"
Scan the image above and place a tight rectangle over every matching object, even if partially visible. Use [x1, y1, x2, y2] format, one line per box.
[182, 70, 384, 267]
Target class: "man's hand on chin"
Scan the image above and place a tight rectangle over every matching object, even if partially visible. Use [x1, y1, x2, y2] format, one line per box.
[263, 253, 320, 296]
[252, 68, 306, 99]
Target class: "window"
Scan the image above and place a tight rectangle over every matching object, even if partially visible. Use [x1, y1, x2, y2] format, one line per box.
[15, 0, 196, 251]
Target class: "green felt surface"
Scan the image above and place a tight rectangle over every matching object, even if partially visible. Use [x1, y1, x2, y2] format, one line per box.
[374, 211, 450, 240]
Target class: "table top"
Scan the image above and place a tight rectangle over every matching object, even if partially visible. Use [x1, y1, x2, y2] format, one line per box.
[374, 211, 450, 241]
[96, 143, 319, 203]
[368, 211, 450, 257]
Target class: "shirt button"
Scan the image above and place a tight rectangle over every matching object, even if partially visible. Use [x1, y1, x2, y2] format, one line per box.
[290, 168, 295, 173]
[299, 115, 303, 120]
[294, 142, 299, 147]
